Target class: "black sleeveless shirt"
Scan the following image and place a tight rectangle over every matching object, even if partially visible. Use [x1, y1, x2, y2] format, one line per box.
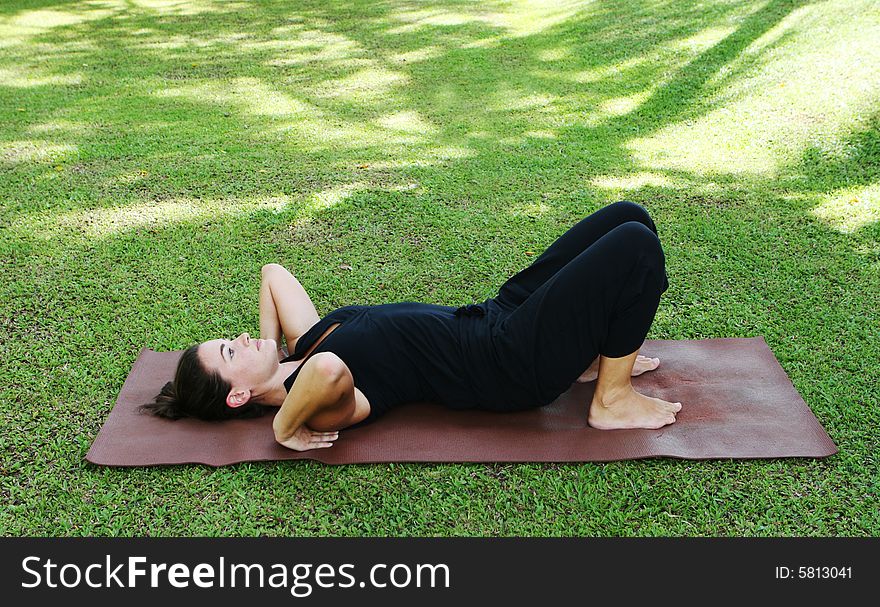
[280, 300, 528, 426]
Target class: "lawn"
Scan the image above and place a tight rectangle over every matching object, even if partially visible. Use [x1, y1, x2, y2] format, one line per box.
[1, 0, 878, 536]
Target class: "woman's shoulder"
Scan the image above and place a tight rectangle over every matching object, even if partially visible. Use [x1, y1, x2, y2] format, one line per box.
[283, 305, 369, 361]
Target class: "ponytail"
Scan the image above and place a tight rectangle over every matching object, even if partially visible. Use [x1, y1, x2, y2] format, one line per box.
[139, 381, 187, 420]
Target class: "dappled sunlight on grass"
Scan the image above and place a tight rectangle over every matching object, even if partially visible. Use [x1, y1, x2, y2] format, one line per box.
[30, 194, 294, 239]
[810, 184, 880, 235]
[0, 66, 83, 88]
[154, 78, 376, 148]
[523, 130, 556, 140]
[310, 183, 368, 212]
[671, 25, 736, 53]
[489, 0, 584, 38]
[134, 31, 251, 50]
[599, 90, 652, 118]
[490, 90, 557, 113]
[0, 0, 248, 49]
[388, 46, 444, 64]
[1, 0, 875, 237]
[0, 5, 112, 47]
[311, 67, 409, 101]
[153, 77, 471, 164]
[126, 0, 250, 16]
[257, 28, 365, 67]
[536, 47, 570, 62]
[590, 172, 678, 191]
[563, 55, 652, 85]
[26, 120, 90, 136]
[386, 0, 585, 39]
[628, 118, 781, 177]
[509, 200, 551, 219]
[459, 35, 506, 50]
[13, 174, 429, 244]
[0, 139, 77, 164]
[156, 77, 313, 117]
[9, 9, 90, 28]
[627, 0, 880, 180]
[375, 110, 438, 134]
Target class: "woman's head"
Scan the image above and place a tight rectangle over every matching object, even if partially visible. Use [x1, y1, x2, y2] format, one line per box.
[141, 333, 278, 421]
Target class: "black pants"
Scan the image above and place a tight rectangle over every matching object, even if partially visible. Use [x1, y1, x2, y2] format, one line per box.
[485, 200, 669, 407]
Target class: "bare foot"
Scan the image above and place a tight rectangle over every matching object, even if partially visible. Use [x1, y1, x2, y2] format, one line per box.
[576, 355, 659, 383]
[587, 385, 682, 430]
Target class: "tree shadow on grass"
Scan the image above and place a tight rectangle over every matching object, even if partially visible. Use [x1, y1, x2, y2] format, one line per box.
[5, 0, 863, 357]
[3, 0, 873, 344]
[1, 0, 803, 223]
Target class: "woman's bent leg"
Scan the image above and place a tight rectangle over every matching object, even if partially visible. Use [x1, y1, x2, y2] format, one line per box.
[490, 221, 679, 428]
[493, 200, 660, 311]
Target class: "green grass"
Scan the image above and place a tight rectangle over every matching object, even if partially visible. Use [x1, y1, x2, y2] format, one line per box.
[1, 0, 878, 536]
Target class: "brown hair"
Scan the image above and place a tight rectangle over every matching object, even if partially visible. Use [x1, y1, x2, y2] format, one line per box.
[140, 344, 271, 421]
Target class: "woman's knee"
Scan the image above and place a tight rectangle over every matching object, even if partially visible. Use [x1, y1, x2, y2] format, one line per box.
[611, 200, 656, 234]
[615, 221, 665, 264]
[611, 222, 669, 295]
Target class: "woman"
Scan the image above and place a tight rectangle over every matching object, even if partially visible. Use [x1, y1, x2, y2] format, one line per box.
[143, 200, 682, 451]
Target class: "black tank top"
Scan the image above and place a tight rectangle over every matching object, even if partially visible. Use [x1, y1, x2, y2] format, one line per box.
[281, 301, 514, 425]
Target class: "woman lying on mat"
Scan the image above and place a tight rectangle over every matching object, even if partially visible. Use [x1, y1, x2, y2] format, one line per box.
[142, 200, 682, 451]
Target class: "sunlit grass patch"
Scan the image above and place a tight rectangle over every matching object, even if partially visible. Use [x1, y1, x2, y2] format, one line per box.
[0, 66, 83, 88]
[124, 0, 249, 16]
[590, 172, 677, 191]
[0, 139, 78, 164]
[20, 195, 293, 240]
[810, 184, 880, 234]
[600, 90, 652, 117]
[311, 67, 409, 101]
[627, 0, 880, 180]
[374, 110, 437, 134]
[386, 0, 584, 38]
[259, 29, 365, 67]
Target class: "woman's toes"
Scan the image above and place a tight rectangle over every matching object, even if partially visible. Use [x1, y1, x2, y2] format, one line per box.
[630, 356, 660, 377]
[658, 400, 681, 413]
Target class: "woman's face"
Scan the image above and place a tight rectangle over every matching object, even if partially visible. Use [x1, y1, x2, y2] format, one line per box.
[198, 332, 278, 393]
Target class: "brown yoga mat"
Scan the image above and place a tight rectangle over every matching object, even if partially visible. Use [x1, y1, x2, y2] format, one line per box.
[86, 337, 837, 466]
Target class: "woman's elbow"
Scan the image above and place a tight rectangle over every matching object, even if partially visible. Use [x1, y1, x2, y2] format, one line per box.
[311, 352, 351, 396]
[272, 414, 289, 444]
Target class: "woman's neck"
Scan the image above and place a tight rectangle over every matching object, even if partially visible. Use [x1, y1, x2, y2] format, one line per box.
[257, 360, 301, 407]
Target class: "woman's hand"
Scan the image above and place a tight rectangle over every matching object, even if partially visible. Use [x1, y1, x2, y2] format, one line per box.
[276, 425, 339, 451]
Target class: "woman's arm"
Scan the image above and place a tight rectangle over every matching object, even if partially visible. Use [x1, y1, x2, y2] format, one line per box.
[259, 267, 285, 358]
[273, 352, 370, 451]
[260, 263, 321, 359]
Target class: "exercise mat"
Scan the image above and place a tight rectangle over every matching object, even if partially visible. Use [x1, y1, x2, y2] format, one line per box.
[86, 337, 837, 466]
